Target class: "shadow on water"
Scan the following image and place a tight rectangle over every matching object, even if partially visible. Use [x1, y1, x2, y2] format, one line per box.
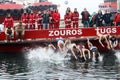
[0, 51, 29, 75]
[102, 50, 118, 67]
[100, 50, 120, 78]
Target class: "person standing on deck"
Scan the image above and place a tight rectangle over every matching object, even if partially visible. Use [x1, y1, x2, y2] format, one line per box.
[64, 10, 72, 28]
[54, 9, 60, 29]
[114, 10, 120, 26]
[4, 13, 14, 41]
[72, 8, 79, 28]
[81, 8, 90, 28]
[42, 10, 50, 29]
[66, 7, 73, 18]
[15, 22, 25, 41]
[103, 9, 112, 26]
[29, 10, 36, 29]
[49, 8, 55, 29]
[35, 11, 42, 30]
[95, 10, 104, 27]
[21, 10, 29, 29]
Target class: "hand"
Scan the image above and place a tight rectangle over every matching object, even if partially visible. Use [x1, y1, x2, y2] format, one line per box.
[107, 46, 110, 49]
[113, 22, 116, 26]
[89, 57, 91, 59]
[75, 56, 78, 60]
[101, 44, 105, 47]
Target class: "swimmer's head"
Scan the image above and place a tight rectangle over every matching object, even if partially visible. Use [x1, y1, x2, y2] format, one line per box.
[73, 45, 77, 49]
[82, 45, 85, 48]
[60, 43, 64, 48]
[106, 34, 110, 39]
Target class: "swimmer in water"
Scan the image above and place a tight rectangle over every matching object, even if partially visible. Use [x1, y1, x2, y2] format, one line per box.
[87, 38, 100, 62]
[48, 44, 56, 51]
[70, 43, 82, 60]
[80, 45, 91, 62]
[97, 32, 111, 49]
[109, 36, 118, 49]
[64, 38, 72, 51]
[57, 37, 66, 53]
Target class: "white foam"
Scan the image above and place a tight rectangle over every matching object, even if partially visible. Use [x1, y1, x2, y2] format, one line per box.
[27, 47, 69, 64]
[115, 51, 120, 63]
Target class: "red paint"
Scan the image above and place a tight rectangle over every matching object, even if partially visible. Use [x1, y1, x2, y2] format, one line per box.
[0, 26, 120, 40]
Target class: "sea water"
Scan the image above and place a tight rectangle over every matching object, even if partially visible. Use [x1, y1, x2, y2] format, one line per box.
[0, 47, 120, 80]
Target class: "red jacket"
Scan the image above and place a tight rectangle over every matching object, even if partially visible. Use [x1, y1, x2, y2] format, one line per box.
[72, 12, 79, 22]
[114, 13, 120, 22]
[21, 13, 29, 24]
[36, 14, 42, 24]
[54, 12, 60, 22]
[4, 17, 14, 28]
[29, 13, 36, 25]
[49, 11, 55, 23]
[64, 14, 72, 25]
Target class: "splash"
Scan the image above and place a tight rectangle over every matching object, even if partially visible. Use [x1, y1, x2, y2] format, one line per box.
[26, 47, 69, 64]
[115, 51, 120, 63]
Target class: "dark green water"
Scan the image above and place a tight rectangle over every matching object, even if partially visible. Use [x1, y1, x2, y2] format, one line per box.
[0, 48, 120, 80]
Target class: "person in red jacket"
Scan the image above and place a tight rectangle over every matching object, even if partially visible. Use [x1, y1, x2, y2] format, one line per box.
[64, 10, 72, 28]
[66, 7, 72, 18]
[49, 8, 55, 29]
[35, 11, 42, 29]
[4, 13, 14, 41]
[72, 8, 79, 28]
[29, 10, 36, 29]
[114, 10, 120, 26]
[21, 10, 29, 29]
[54, 9, 60, 29]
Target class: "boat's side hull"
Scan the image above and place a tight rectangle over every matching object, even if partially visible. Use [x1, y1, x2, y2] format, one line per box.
[0, 38, 119, 52]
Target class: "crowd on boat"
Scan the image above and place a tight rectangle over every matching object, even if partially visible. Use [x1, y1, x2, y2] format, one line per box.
[2, 7, 120, 41]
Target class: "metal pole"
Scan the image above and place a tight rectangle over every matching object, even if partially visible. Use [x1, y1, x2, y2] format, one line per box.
[117, 0, 120, 10]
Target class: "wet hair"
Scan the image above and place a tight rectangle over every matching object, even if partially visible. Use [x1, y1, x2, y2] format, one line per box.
[73, 46, 77, 49]
[106, 34, 110, 39]
[60, 43, 64, 48]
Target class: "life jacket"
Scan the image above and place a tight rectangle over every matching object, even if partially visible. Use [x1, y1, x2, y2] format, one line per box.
[21, 13, 29, 24]
[4, 17, 14, 28]
[72, 12, 79, 21]
[114, 13, 120, 22]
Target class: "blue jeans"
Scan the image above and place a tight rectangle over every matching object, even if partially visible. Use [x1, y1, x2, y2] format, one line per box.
[83, 21, 89, 28]
[116, 22, 120, 26]
[43, 23, 49, 29]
